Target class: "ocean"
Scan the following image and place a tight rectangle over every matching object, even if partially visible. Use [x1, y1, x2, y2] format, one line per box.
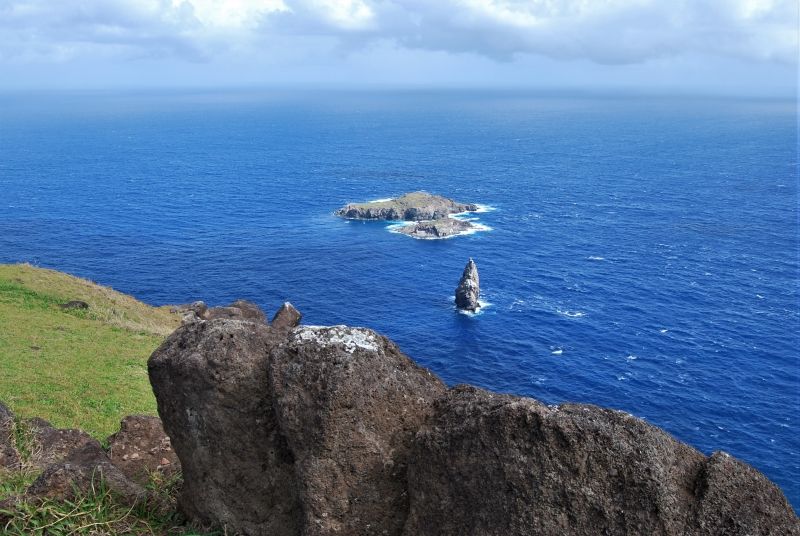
[1, 90, 797, 507]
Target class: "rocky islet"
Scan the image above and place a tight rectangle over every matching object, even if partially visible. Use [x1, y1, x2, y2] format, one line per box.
[335, 191, 488, 239]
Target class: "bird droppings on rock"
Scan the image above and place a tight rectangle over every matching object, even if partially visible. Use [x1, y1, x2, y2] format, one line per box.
[290, 325, 382, 353]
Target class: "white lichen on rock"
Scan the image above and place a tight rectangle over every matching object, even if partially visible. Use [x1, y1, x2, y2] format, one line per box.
[291, 326, 380, 353]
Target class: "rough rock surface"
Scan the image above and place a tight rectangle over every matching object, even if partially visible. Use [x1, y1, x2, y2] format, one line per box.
[148, 319, 301, 536]
[26, 442, 146, 505]
[455, 258, 480, 311]
[694, 451, 800, 535]
[147, 315, 798, 536]
[106, 415, 180, 484]
[172, 300, 208, 324]
[0, 402, 19, 469]
[26, 418, 101, 469]
[270, 302, 302, 332]
[205, 299, 268, 323]
[403, 385, 799, 536]
[397, 218, 476, 239]
[270, 326, 446, 536]
[335, 191, 478, 221]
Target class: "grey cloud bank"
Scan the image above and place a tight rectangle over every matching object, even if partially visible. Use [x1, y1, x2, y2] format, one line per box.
[0, 0, 796, 95]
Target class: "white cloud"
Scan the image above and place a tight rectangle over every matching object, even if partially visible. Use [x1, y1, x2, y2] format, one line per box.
[263, 0, 797, 64]
[0, 0, 795, 91]
[176, 0, 287, 29]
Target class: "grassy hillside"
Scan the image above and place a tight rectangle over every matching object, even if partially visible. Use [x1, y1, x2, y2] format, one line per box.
[0, 264, 180, 439]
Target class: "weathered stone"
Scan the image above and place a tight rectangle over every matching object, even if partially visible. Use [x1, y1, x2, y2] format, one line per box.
[180, 310, 202, 325]
[694, 451, 800, 535]
[189, 300, 208, 317]
[403, 385, 799, 536]
[172, 301, 208, 324]
[0, 402, 20, 469]
[270, 326, 447, 536]
[106, 415, 180, 485]
[26, 442, 146, 506]
[171, 300, 208, 317]
[26, 418, 100, 469]
[145, 317, 798, 536]
[397, 218, 476, 239]
[455, 258, 480, 311]
[335, 192, 478, 221]
[148, 319, 301, 536]
[206, 300, 268, 323]
[229, 299, 269, 322]
[270, 302, 302, 333]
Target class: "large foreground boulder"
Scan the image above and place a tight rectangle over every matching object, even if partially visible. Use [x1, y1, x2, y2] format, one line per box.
[270, 326, 446, 535]
[148, 319, 301, 536]
[403, 385, 799, 536]
[147, 315, 798, 536]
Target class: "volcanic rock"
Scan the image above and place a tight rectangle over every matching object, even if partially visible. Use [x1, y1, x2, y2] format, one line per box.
[106, 415, 180, 484]
[172, 301, 208, 324]
[403, 385, 799, 536]
[147, 315, 798, 535]
[335, 191, 478, 221]
[0, 402, 19, 469]
[148, 319, 301, 536]
[693, 451, 800, 534]
[26, 441, 146, 506]
[455, 258, 480, 311]
[205, 299, 268, 323]
[26, 418, 101, 469]
[269, 326, 446, 536]
[397, 218, 476, 239]
[270, 302, 302, 333]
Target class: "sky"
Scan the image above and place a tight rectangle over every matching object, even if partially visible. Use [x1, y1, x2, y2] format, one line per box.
[0, 0, 797, 96]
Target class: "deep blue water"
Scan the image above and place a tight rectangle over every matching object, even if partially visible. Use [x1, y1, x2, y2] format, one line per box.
[1, 90, 798, 507]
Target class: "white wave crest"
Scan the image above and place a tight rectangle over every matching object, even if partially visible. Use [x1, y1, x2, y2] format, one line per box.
[457, 299, 492, 316]
[474, 204, 496, 213]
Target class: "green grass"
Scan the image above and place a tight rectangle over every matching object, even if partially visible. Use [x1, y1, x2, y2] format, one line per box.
[0, 264, 214, 534]
[0, 418, 40, 502]
[0, 470, 219, 536]
[0, 263, 180, 439]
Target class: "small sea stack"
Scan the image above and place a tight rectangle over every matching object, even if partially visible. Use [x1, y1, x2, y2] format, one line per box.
[455, 258, 480, 311]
